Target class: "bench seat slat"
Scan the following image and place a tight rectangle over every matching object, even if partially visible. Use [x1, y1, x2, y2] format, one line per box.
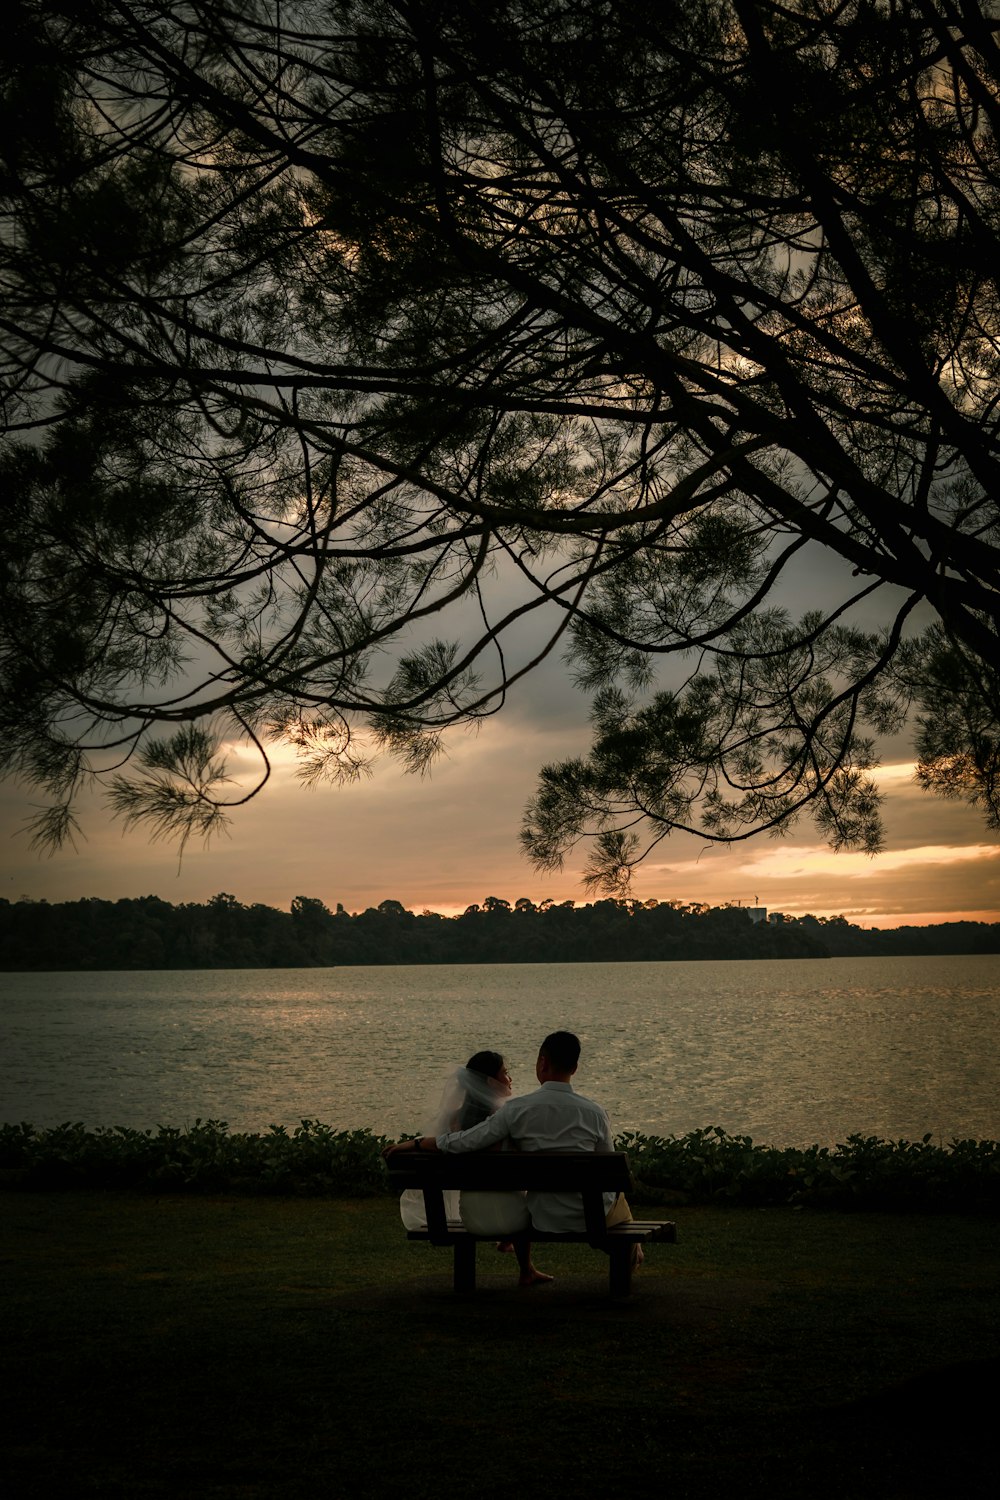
[406, 1223, 676, 1244]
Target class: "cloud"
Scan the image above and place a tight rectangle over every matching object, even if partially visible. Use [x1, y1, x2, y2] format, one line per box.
[725, 842, 1000, 880]
[2, 730, 997, 926]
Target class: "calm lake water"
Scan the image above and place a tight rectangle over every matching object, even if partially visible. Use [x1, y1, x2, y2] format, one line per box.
[1, 956, 998, 1147]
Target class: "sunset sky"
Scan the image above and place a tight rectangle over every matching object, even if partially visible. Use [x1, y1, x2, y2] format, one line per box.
[3, 544, 997, 928]
[2, 670, 997, 927]
[3, 12, 997, 938]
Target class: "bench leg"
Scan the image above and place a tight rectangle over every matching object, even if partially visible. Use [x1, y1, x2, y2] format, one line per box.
[453, 1238, 477, 1293]
[608, 1243, 633, 1299]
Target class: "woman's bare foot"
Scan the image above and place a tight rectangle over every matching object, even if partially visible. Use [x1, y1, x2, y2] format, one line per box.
[519, 1266, 555, 1287]
[496, 1240, 515, 1254]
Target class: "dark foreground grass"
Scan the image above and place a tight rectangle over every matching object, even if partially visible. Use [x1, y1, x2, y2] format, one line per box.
[2, 1193, 997, 1500]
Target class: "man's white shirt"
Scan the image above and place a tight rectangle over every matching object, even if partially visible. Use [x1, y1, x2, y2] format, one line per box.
[435, 1080, 616, 1232]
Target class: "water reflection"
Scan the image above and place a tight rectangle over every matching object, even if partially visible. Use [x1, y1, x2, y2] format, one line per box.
[0, 955, 997, 1147]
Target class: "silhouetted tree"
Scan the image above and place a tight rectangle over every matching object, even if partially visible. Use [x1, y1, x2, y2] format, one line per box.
[1, 2, 997, 888]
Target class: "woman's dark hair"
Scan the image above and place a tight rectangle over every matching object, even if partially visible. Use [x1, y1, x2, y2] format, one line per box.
[458, 1049, 506, 1130]
[465, 1049, 504, 1079]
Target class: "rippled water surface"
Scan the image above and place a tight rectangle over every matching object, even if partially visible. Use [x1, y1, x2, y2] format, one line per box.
[1, 955, 998, 1146]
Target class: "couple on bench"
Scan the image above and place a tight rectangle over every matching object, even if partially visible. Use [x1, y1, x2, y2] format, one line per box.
[383, 1030, 637, 1287]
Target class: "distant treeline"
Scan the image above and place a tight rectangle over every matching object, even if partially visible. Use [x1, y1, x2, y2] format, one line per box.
[1, 893, 998, 970]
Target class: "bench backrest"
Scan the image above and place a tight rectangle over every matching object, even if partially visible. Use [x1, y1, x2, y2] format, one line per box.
[384, 1149, 634, 1244]
[385, 1149, 632, 1193]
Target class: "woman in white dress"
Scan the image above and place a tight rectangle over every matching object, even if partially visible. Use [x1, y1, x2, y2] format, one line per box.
[398, 1049, 552, 1286]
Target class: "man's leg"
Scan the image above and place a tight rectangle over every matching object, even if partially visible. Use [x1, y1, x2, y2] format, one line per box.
[511, 1235, 555, 1288]
[605, 1192, 633, 1227]
[605, 1193, 643, 1271]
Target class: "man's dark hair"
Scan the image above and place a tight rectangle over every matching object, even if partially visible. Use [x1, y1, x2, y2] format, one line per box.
[539, 1031, 581, 1073]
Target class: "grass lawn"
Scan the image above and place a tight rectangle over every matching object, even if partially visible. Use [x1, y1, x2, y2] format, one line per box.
[2, 1192, 997, 1499]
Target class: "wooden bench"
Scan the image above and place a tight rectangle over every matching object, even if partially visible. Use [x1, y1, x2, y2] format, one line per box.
[384, 1149, 676, 1297]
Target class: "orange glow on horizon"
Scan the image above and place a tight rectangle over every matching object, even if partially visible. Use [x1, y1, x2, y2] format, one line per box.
[356, 898, 998, 929]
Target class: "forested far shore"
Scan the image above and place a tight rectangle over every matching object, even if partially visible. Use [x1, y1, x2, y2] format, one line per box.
[1, 893, 998, 971]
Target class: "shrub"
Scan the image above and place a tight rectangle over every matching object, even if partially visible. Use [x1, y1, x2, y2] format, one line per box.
[0, 1119, 391, 1197]
[2, 1120, 997, 1210]
[617, 1126, 1000, 1211]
